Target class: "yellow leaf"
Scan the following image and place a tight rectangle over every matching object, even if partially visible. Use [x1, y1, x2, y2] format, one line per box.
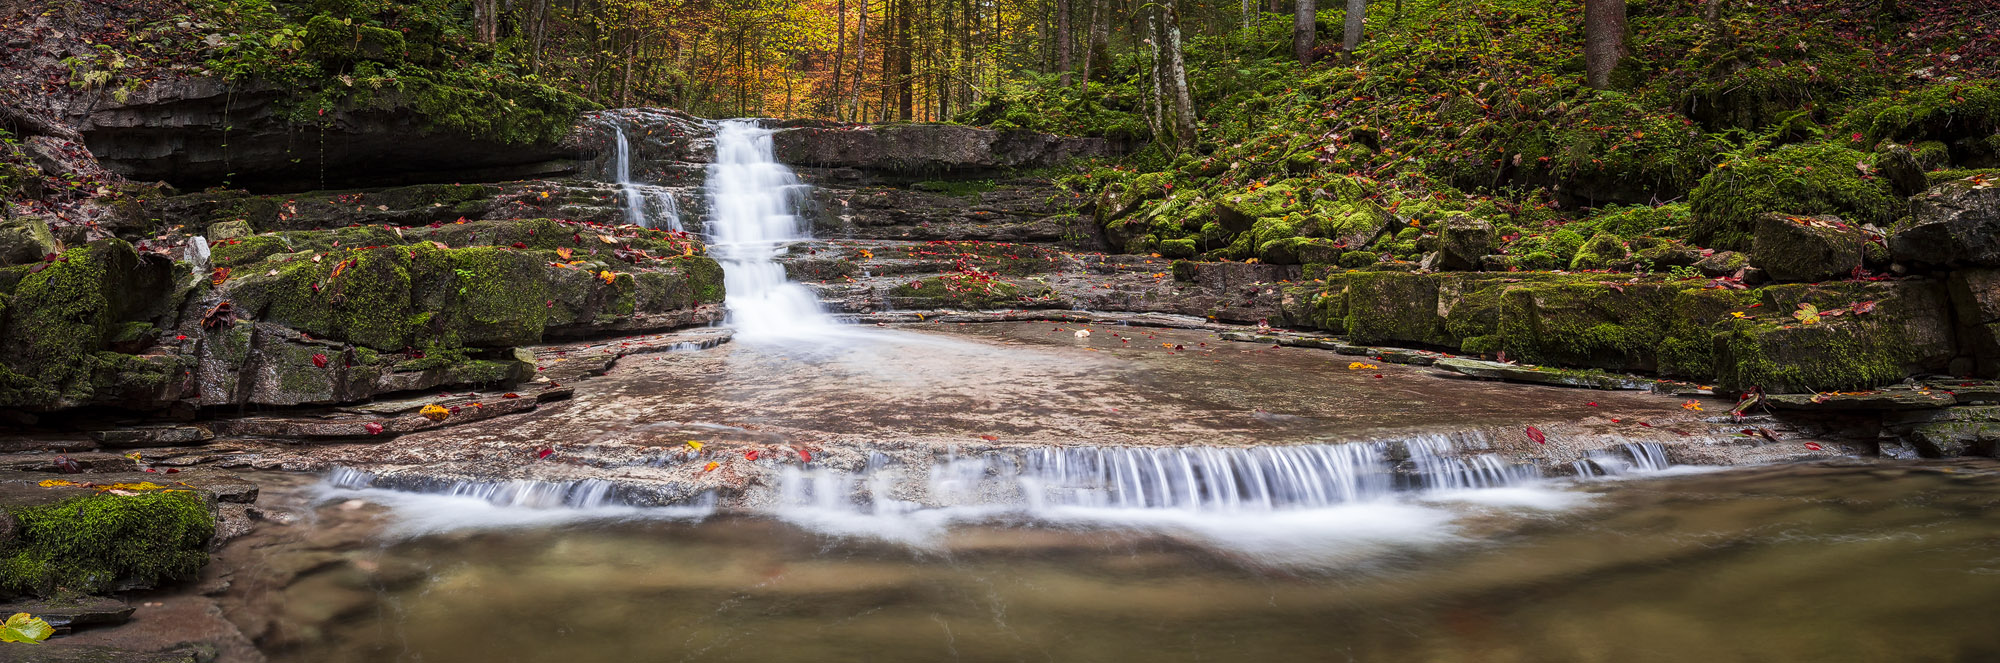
[703, 461, 719, 472]
[686, 440, 704, 451]
[37, 479, 77, 488]
[597, 270, 617, 285]
[1348, 362, 1379, 370]
[420, 404, 450, 422]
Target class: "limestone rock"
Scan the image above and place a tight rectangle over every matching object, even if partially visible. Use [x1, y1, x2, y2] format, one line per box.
[1750, 213, 1864, 282]
[1437, 217, 1495, 271]
[1434, 358, 1654, 390]
[1892, 175, 2000, 267]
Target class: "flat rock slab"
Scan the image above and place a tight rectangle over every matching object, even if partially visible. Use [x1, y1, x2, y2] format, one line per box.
[0, 453, 136, 474]
[0, 468, 257, 504]
[1765, 391, 1958, 411]
[87, 426, 214, 448]
[0, 596, 134, 629]
[1434, 358, 1655, 390]
[212, 395, 540, 442]
[0, 644, 207, 663]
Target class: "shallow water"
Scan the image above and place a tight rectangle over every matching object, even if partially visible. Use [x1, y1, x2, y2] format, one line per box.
[252, 460, 2000, 663]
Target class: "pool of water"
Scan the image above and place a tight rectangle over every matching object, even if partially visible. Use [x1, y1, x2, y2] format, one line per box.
[238, 459, 2000, 663]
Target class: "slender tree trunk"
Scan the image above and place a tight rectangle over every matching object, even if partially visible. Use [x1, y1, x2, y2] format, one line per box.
[1242, 0, 1255, 31]
[1342, 0, 1364, 49]
[1269, 0, 1284, 16]
[896, 0, 913, 120]
[1161, 0, 1195, 146]
[473, 0, 500, 43]
[1584, 0, 1628, 89]
[1080, 0, 1107, 92]
[1293, 0, 1315, 64]
[834, 0, 847, 120]
[1057, 0, 1073, 86]
[878, 0, 895, 121]
[851, 0, 870, 120]
[1145, 10, 1165, 142]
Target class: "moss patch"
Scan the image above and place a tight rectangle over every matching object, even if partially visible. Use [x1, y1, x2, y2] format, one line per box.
[0, 490, 213, 597]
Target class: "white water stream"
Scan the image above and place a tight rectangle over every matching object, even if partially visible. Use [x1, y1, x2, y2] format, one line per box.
[701, 120, 839, 340]
[612, 125, 684, 231]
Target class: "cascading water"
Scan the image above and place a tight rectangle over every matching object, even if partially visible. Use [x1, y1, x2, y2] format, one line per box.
[702, 119, 838, 339]
[610, 125, 685, 232]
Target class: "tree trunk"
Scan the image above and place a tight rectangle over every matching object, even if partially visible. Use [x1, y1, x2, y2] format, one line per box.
[1293, 0, 1315, 64]
[1342, 0, 1364, 50]
[1057, 0, 1073, 86]
[897, 0, 913, 121]
[1080, 0, 1108, 92]
[1242, 0, 1255, 31]
[1161, 0, 1196, 146]
[1146, 10, 1166, 143]
[1584, 0, 1627, 89]
[834, 0, 847, 120]
[851, 0, 869, 120]
[472, 0, 500, 43]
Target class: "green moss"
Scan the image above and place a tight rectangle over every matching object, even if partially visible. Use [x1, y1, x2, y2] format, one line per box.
[209, 236, 295, 268]
[1845, 81, 2000, 147]
[1339, 272, 1446, 346]
[1568, 233, 1629, 271]
[1157, 238, 1198, 259]
[0, 490, 213, 597]
[1688, 143, 1896, 250]
[0, 242, 131, 407]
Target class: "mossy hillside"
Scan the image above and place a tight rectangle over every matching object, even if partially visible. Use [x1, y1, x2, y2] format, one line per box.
[1845, 81, 2000, 157]
[0, 489, 213, 598]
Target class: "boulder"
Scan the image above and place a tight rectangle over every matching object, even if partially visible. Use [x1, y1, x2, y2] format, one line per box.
[1695, 250, 1749, 277]
[1750, 213, 1865, 282]
[1437, 217, 1495, 271]
[1891, 175, 2000, 267]
[1713, 280, 1958, 393]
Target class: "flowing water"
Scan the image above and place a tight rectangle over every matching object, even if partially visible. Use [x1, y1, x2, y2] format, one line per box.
[703, 120, 838, 340]
[190, 119, 2000, 662]
[239, 460, 2000, 662]
[612, 124, 685, 231]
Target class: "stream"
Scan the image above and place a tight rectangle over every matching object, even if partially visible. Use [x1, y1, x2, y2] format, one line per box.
[154, 120, 2000, 662]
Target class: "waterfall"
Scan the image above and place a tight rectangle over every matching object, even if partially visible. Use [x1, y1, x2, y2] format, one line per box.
[613, 126, 650, 228]
[703, 119, 837, 339]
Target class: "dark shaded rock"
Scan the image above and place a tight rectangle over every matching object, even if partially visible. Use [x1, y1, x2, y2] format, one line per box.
[1883, 406, 2000, 457]
[77, 79, 582, 192]
[1948, 268, 2000, 377]
[1437, 217, 1495, 271]
[0, 644, 208, 663]
[1876, 144, 1930, 198]
[1751, 213, 1864, 282]
[0, 595, 134, 629]
[1892, 176, 2000, 267]
[771, 123, 1120, 174]
[0, 215, 58, 267]
[88, 426, 213, 448]
[1695, 250, 1749, 277]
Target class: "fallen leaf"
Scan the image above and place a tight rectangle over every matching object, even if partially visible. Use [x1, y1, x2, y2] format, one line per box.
[703, 461, 719, 472]
[363, 422, 384, 435]
[686, 440, 704, 452]
[1525, 425, 1547, 445]
[1803, 442, 1823, 451]
[312, 353, 329, 368]
[745, 450, 760, 461]
[1, 612, 54, 644]
[420, 404, 450, 422]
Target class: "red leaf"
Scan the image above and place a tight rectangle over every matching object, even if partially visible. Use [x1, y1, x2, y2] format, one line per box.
[1804, 442, 1823, 451]
[312, 353, 329, 368]
[1637, 422, 1653, 428]
[1586, 401, 1598, 406]
[797, 448, 812, 463]
[745, 450, 760, 461]
[979, 434, 997, 441]
[502, 392, 520, 399]
[363, 422, 384, 435]
[537, 447, 554, 459]
[1525, 425, 1547, 445]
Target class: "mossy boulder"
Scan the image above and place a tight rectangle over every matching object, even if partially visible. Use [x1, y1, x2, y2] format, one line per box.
[1689, 143, 1898, 251]
[0, 240, 179, 409]
[0, 215, 57, 267]
[1215, 179, 1306, 232]
[1568, 233, 1629, 271]
[1335, 272, 1447, 346]
[1437, 216, 1495, 271]
[1257, 237, 1342, 266]
[303, 14, 407, 63]
[1750, 213, 1866, 282]
[0, 480, 213, 598]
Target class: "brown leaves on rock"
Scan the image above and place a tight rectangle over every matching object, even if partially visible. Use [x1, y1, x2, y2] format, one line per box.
[208, 267, 231, 285]
[200, 301, 235, 329]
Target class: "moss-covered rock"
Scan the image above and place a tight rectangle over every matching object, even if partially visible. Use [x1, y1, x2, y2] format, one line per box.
[0, 487, 212, 598]
[0, 240, 177, 409]
[0, 215, 57, 267]
[1689, 143, 1897, 250]
[1713, 281, 1957, 393]
[1750, 213, 1866, 282]
[1891, 175, 2000, 268]
[1437, 216, 1495, 271]
[1568, 232, 1629, 271]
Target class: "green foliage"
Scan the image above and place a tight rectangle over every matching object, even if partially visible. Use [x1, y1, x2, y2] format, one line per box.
[0, 490, 213, 597]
